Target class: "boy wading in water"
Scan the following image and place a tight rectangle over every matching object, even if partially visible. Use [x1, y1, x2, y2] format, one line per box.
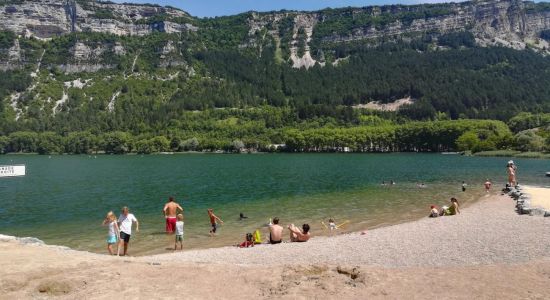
[174, 214, 184, 250]
[484, 179, 492, 193]
[118, 206, 139, 256]
[207, 208, 224, 237]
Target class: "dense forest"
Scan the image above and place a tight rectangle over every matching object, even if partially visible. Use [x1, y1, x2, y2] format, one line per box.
[0, 1, 550, 154]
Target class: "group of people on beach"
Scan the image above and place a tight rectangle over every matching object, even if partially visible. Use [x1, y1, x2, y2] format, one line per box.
[428, 178, 495, 218]
[101, 196, 314, 255]
[101, 161, 515, 255]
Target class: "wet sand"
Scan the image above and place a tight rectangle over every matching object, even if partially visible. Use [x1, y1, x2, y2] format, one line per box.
[1, 193, 550, 299]
[523, 185, 550, 210]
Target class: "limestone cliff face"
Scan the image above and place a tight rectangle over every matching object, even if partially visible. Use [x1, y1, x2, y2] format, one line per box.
[244, 0, 550, 67]
[0, 0, 548, 72]
[0, 0, 197, 38]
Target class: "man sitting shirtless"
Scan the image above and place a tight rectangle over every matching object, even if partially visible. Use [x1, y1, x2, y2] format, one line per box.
[163, 197, 183, 234]
[269, 217, 283, 244]
[288, 223, 311, 242]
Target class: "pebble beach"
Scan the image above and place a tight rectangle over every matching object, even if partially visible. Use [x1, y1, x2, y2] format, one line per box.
[1, 192, 550, 299]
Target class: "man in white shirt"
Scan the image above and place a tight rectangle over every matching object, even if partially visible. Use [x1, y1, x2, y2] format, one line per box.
[118, 206, 139, 256]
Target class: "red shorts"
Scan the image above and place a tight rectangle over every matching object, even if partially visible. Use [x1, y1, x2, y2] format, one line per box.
[166, 217, 177, 232]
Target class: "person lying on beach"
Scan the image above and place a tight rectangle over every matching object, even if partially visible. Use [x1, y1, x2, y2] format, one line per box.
[238, 233, 254, 248]
[102, 211, 119, 255]
[268, 217, 283, 244]
[429, 205, 439, 218]
[174, 214, 184, 251]
[163, 197, 183, 234]
[440, 198, 460, 216]
[288, 223, 311, 242]
[208, 208, 224, 237]
[417, 183, 426, 188]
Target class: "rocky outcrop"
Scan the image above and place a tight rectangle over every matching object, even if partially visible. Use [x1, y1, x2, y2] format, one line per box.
[0, 0, 197, 38]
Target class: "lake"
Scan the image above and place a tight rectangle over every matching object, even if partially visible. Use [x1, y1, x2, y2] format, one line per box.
[0, 153, 548, 255]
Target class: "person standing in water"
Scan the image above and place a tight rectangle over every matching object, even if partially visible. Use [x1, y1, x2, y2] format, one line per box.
[118, 206, 139, 256]
[163, 196, 183, 234]
[507, 161, 517, 187]
[102, 211, 119, 255]
[484, 179, 492, 193]
[208, 208, 224, 236]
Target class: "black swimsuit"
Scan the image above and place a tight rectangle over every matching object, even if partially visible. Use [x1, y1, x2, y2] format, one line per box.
[269, 233, 282, 244]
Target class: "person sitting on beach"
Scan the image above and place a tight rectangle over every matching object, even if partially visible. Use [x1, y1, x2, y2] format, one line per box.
[328, 218, 337, 230]
[102, 211, 119, 255]
[429, 205, 439, 218]
[288, 223, 311, 242]
[268, 217, 283, 244]
[174, 214, 184, 251]
[440, 198, 460, 216]
[484, 179, 492, 193]
[118, 206, 139, 256]
[208, 208, 224, 237]
[163, 197, 183, 234]
[461, 181, 467, 192]
[239, 233, 254, 248]
[239, 212, 248, 220]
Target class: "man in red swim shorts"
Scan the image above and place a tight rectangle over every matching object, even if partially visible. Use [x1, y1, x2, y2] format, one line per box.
[163, 197, 183, 233]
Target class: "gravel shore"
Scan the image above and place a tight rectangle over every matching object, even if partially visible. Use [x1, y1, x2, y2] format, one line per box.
[2, 193, 550, 299]
[148, 193, 550, 267]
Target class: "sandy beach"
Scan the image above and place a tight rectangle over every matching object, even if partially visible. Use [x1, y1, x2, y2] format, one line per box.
[523, 186, 550, 210]
[1, 193, 550, 299]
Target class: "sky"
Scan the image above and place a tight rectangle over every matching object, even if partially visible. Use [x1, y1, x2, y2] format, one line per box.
[113, 0, 451, 18]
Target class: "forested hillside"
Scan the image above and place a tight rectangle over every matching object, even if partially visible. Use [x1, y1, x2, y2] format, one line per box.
[0, 0, 549, 154]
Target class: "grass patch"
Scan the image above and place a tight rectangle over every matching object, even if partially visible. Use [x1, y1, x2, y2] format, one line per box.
[474, 150, 550, 159]
[473, 150, 521, 157]
[513, 152, 550, 159]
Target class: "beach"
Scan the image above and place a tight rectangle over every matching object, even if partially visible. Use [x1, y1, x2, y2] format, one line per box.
[1, 192, 550, 299]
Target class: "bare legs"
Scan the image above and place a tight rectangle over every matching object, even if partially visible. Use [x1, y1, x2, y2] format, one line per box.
[117, 240, 128, 256]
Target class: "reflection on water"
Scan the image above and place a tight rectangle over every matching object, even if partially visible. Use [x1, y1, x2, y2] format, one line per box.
[0, 153, 548, 255]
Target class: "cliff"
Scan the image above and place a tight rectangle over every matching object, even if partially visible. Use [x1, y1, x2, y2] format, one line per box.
[0, 0, 197, 38]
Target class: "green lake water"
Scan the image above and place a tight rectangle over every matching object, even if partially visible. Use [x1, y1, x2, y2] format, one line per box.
[0, 153, 548, 255]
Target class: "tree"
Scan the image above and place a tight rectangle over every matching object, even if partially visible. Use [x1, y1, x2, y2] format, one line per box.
[180, 137, 200, 151]
[514, 130, 545, 152]
[149, 136, 170, 152]
[101, 132, 133, 154]
[8, 132, 39, 153]
[455, 131, 480, 152]
[37, 132, 63, 154]
[0, 136, 8, 154]
[230, 140, 245, 152]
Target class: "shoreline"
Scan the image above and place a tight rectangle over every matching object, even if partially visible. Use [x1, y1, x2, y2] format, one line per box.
[0, 188, 489, 257]
[2, 192, 550, 298]
[0, 191, 540, 263]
